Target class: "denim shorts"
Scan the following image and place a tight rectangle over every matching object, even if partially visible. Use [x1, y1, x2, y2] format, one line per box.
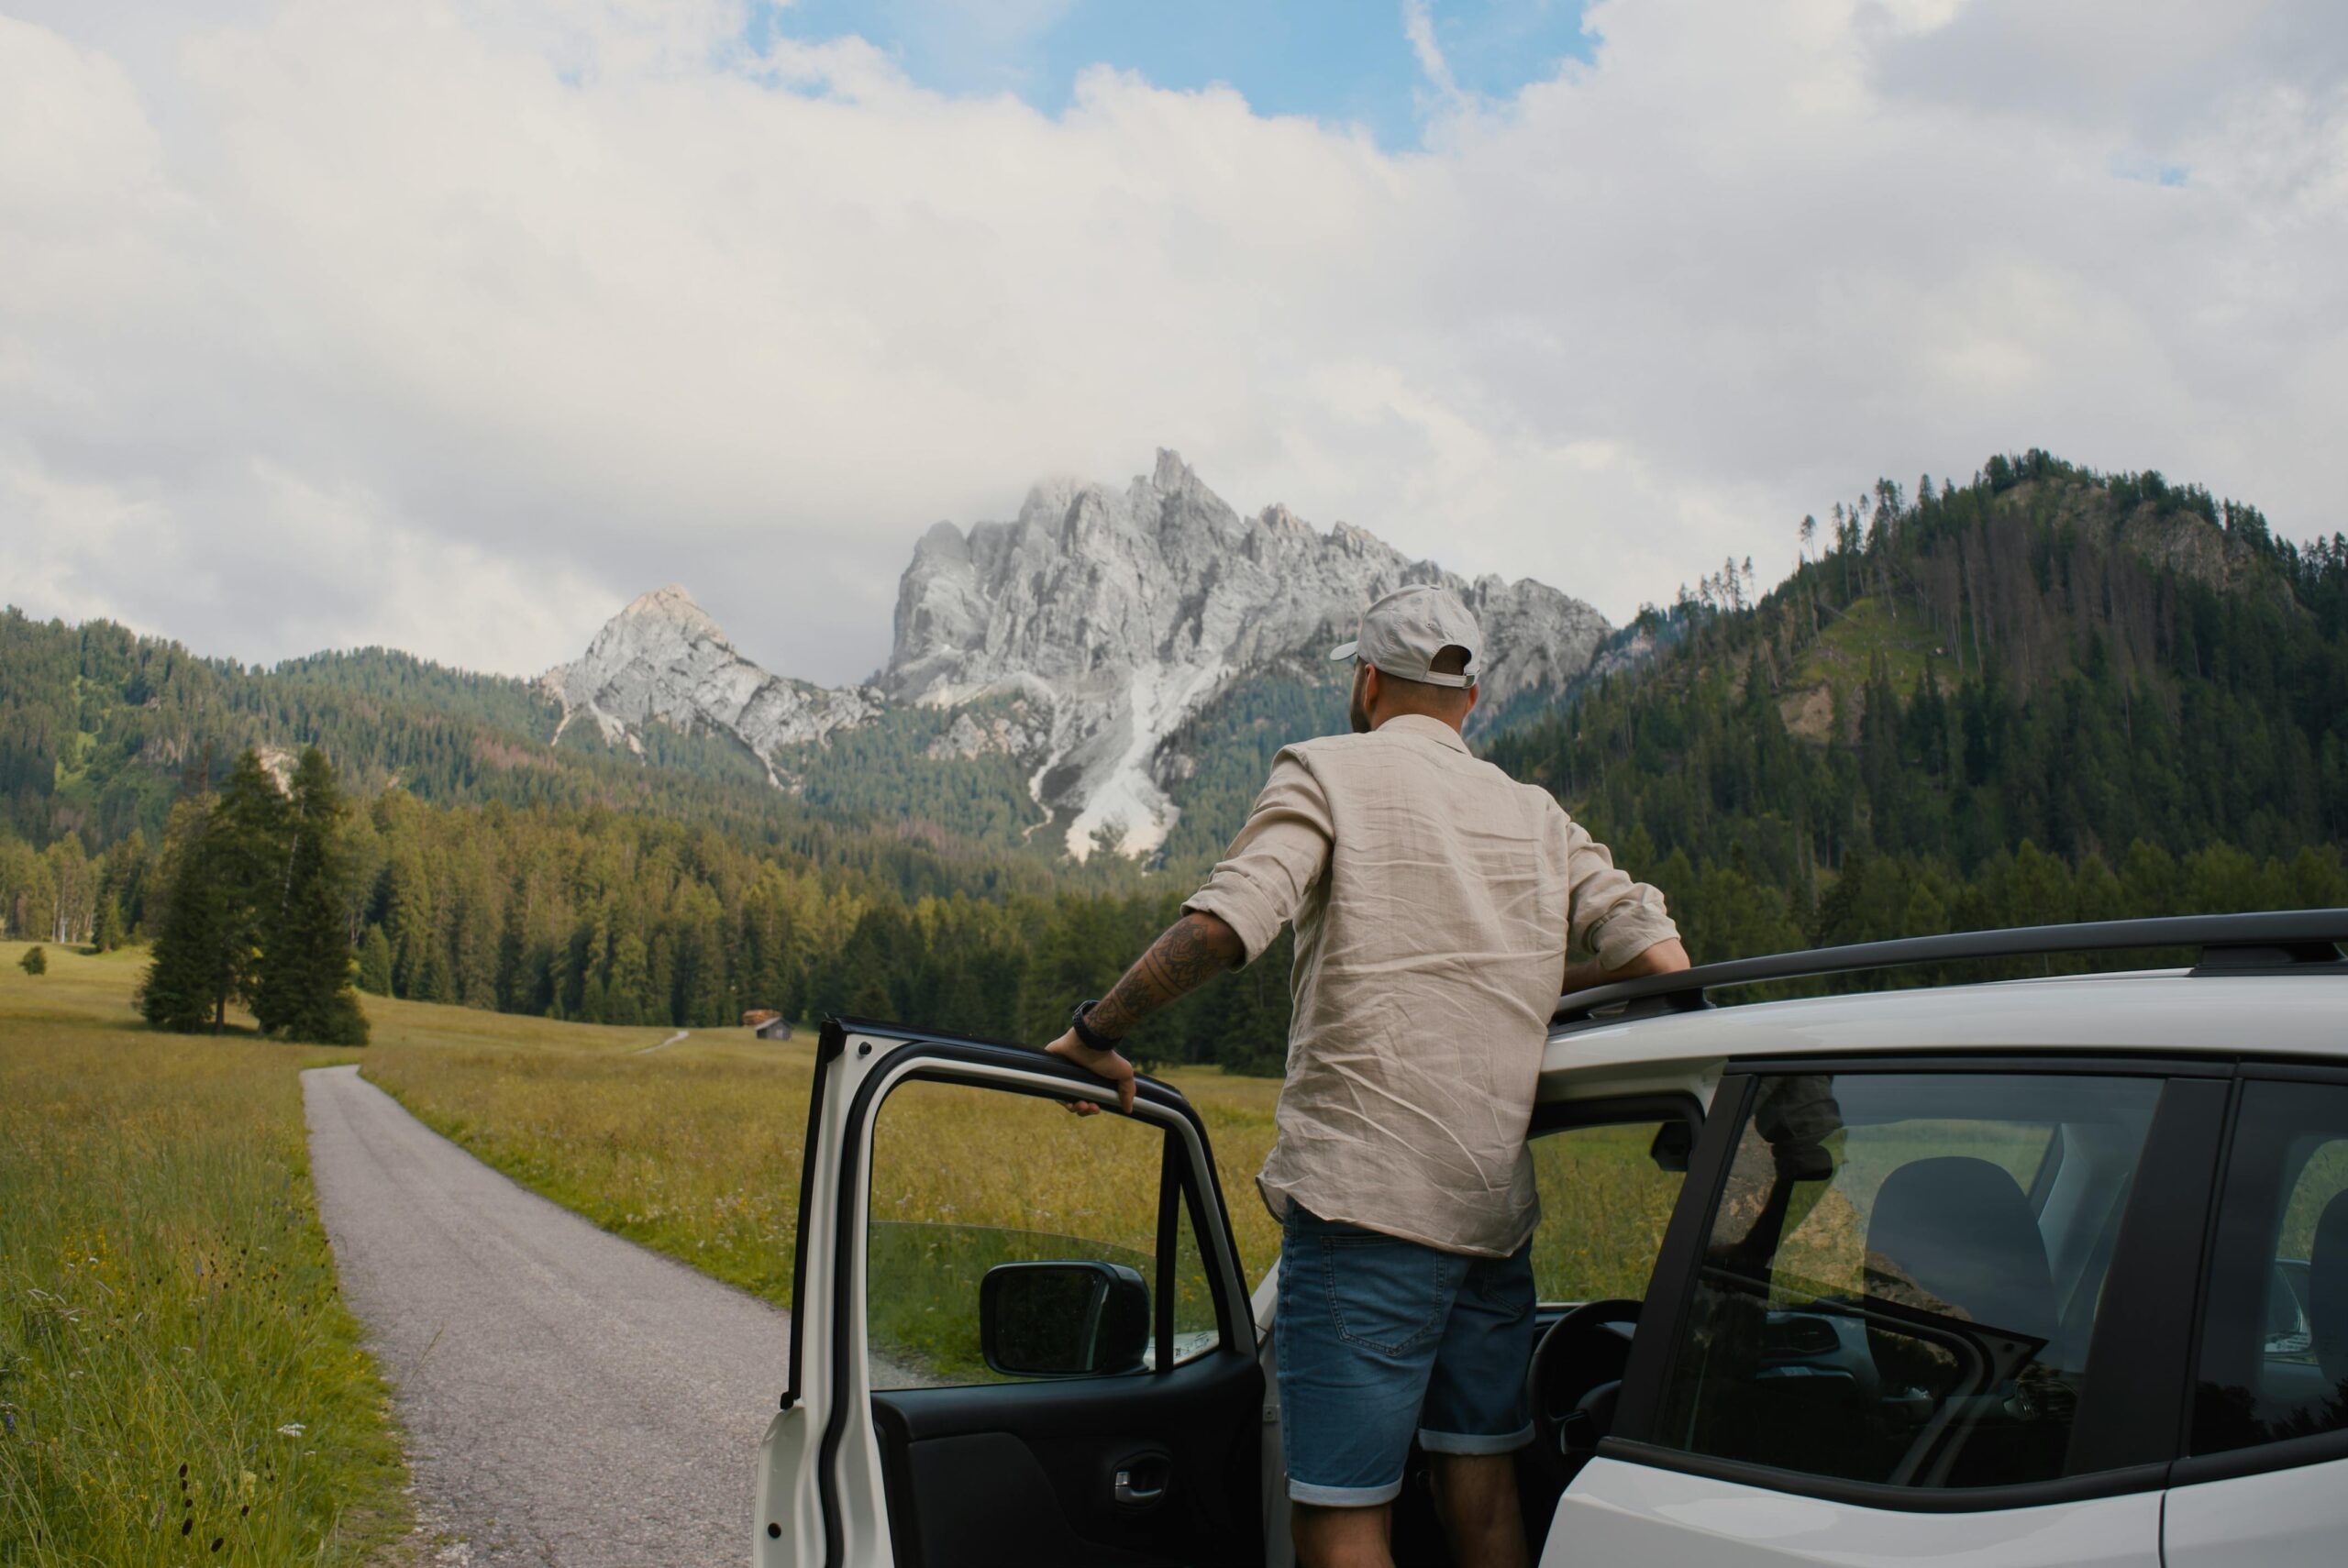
[1275, 1203, 1536, 1507]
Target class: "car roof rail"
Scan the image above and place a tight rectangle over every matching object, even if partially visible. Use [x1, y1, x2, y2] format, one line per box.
[1552, 908, 2348, 1033]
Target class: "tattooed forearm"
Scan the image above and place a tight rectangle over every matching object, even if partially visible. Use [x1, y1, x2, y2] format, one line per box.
[1086, 911, 1245, 1040]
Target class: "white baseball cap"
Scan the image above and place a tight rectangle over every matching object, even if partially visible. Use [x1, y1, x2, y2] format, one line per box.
[1328, 583, 1483, 689]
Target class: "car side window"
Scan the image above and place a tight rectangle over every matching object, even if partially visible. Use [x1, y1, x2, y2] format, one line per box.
[1527, 1115, 1689, 1304]
[865, 1077, 1220, 1390]
[2188, 1080, 2348, 1457]
[1651, 1071, 2160, 1489]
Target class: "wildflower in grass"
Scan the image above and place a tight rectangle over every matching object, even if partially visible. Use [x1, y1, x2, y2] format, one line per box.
[276, 1421, 305, 1437]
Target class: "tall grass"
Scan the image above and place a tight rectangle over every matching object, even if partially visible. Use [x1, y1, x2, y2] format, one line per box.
[0, 944, 409, 1568]
[360, 1000, 825, 1306]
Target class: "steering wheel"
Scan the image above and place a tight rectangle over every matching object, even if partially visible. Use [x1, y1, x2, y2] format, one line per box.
[1528, 1297, 1643, 1462]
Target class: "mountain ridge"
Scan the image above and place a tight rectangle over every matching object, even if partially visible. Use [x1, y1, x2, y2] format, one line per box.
[541, 449, 1618, 858]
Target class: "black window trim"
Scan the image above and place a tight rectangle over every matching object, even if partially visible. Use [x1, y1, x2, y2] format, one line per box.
[1595, 1439, 2175, 1515]
[1611, 1074, 1754, 1446]
[1607, 1055, 2234, 1514]
[1154, 1132, 1180, 1375]
[1729, 1051, 2234, 1077]
[2206, 1062, 2348, 1088]
[783, 1020, 845, 1414]
[2171, 1427, 2348, 1490]
[2067, 1075, 2229, 1474]
[1528, 1089, 1705, 1138]
[2171, 1062, 2348, 1491]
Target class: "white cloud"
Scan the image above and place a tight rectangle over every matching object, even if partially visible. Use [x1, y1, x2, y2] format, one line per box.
[0, 0, 2342, 690]
[1404, 0, 1461, 102]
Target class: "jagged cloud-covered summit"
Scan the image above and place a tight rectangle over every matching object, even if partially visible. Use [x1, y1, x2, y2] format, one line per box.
[542, 452, 1617, 858]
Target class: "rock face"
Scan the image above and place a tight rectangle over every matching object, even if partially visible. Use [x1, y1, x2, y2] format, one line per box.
[547, 454, 1621, 857]
[538, 586, 881, 781]
[884, 450, 1612, 856]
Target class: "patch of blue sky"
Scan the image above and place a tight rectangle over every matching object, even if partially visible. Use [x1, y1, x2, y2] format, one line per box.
[741, 0, 1598, 148]
[2109, 150, 2191, 188]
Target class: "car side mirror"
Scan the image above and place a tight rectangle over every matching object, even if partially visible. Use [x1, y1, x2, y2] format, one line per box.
[980, 1261, 1149, 1378]
[1649, 1120, 1693, 1173]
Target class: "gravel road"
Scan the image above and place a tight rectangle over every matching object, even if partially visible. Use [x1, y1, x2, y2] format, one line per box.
[303, 1064, 783, 1567]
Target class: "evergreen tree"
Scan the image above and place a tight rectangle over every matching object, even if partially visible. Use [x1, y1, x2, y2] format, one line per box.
[205, 751, 292, 1030]
[138, 797, 227, 1032]
[253, 748, 370, 1045]
[356, 923, 394, 995]
[18, 944, 44, 977]
[91, 895, 125, 954]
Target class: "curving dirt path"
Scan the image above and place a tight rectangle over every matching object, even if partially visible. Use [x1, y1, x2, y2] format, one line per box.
[302, 1065, 783, 1566]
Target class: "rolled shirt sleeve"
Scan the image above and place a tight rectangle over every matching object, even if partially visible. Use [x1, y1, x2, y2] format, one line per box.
[1561, 812, 1680, 971]
[1181, 747, 1334, 966]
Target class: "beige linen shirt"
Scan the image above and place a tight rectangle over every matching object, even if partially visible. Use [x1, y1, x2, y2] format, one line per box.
[1182, 712, 1679, 1257]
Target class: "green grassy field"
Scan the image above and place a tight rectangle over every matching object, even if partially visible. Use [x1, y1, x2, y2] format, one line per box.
[0, 944, 411, 1568]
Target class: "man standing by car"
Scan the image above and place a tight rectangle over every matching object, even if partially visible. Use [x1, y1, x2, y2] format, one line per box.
[1046, 583, 1689, 1568]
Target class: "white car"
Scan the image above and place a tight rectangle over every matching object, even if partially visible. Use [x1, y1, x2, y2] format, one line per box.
[756, 911, 2348, 1566]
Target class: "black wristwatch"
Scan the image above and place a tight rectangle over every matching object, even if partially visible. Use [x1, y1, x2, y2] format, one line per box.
[1069, 999, 1123, 1054]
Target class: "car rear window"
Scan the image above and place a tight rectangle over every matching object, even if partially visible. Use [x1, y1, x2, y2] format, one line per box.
[2188, 1080, 2348, 1458]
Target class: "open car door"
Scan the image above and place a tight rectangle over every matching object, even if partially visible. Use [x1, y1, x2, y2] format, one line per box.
[756, 1019, 1266, 1568]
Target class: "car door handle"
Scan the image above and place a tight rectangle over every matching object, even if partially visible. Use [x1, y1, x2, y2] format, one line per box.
[1113, 1452, 1171, 1508]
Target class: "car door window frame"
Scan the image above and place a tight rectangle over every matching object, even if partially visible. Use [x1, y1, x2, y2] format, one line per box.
[1601, 1054, 2230, 1515]
[790, 1018, 1259, 1568]
[2173, 1062, 2348, 1491]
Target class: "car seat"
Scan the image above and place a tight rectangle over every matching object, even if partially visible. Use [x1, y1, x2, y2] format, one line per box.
[1863, 1156, 2061, 1485]
[2311, 1187, 2348, 1394]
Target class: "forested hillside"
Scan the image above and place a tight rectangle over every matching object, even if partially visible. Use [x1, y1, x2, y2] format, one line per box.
[0, 613, 1114, 905]
[1486, 450, 2348, 970]
[3, 450, 2342, 1070]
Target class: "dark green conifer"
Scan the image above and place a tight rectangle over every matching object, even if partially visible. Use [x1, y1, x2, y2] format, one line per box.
[17, 944, 44, 977]
[207, 751, 292, 1029]
[253, 749, 370, 1045]
[356, 924, 394, 995]
[91, 895, 125, 954]
[139, 791, 226, 1032]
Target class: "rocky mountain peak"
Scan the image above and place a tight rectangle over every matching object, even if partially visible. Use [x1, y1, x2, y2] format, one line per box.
[540, 585, 879, 776]
[546, 453, 1624, 860]
[615, 583, 722, 637]
[880, 453, 1615, 858]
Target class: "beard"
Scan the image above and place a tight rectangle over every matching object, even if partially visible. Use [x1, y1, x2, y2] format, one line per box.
[1347, 664, 1371, 734]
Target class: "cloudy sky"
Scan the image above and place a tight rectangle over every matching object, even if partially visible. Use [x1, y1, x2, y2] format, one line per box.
[4, 1, 2342, 687]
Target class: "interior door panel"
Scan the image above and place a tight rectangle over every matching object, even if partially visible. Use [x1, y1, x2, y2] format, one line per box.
[872, 1353, 1264, 1567]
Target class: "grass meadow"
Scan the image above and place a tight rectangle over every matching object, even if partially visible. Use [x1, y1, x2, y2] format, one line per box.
[0, 944, 410, 1568]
